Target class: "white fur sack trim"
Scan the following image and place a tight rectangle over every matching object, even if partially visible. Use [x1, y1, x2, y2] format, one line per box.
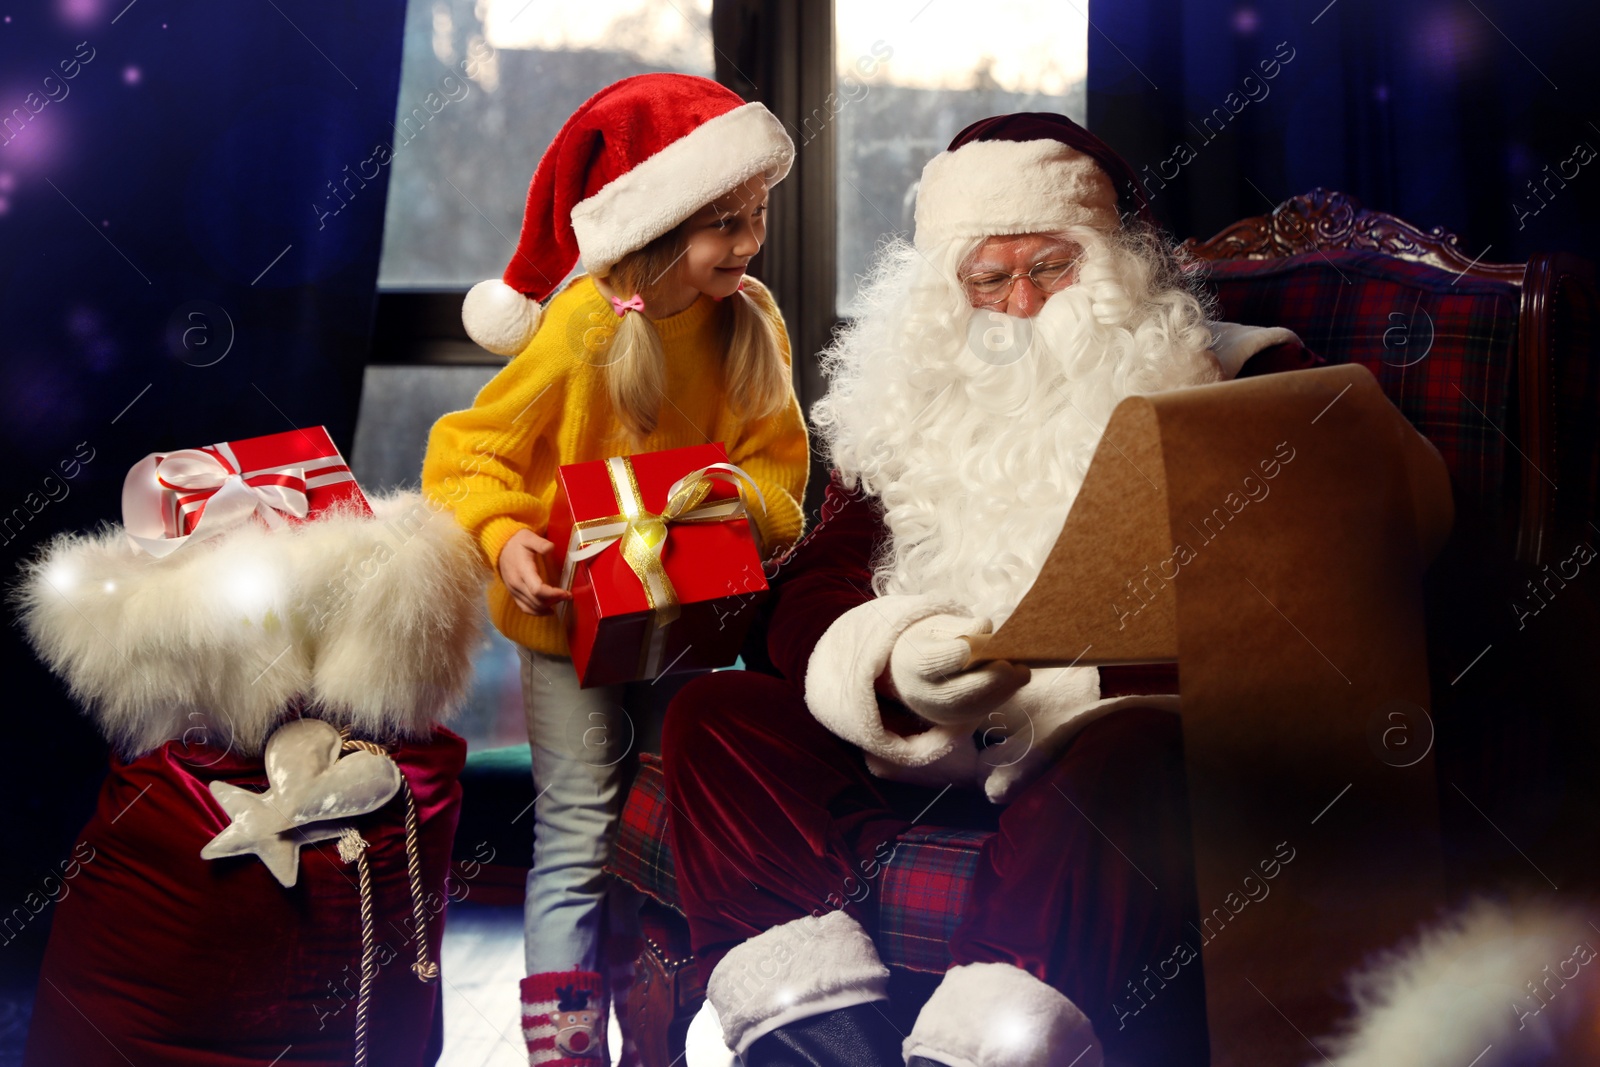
[905, 962, 1103, 1067]
[16, 490, 486, 758]
[805, 594, 976, 769]
[1209, 321, 1302, 380]
[462, 278, 545, 357]
[572, 102, 795, 277]
[706, 910, 891, 1057]
[1320, 897, 1600, 1066]
[915, 138, 1120, 253]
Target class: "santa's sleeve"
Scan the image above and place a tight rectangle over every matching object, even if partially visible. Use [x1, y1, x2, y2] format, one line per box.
[757, 474, 972, 769]
[1209, 321, 1324, 380]
[758, 472, 888, 686]
[1237, 340, 1326, 378]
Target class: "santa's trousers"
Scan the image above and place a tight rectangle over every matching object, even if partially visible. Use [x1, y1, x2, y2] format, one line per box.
[661, 670, 1210, 1066]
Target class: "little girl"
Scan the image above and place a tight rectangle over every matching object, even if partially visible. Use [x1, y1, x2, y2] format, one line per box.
[421, 74, 808, 1066]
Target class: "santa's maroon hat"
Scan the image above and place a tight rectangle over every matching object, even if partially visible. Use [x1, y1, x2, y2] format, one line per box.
[913, 112, 1150, 252]
[463, 73, 794, 356]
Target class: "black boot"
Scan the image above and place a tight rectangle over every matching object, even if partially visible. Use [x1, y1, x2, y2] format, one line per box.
[743, 1002, 904, 1067]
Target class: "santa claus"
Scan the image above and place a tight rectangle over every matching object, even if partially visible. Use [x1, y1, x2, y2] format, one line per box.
[663, 113, 1316, 1067]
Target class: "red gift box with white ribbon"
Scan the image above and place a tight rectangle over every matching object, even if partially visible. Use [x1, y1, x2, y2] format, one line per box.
[546, 442, 770, 688]
[121, 426, 370, 558]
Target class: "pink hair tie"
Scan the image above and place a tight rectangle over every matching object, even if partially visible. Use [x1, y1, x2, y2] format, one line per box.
[610, 293, 645, 317]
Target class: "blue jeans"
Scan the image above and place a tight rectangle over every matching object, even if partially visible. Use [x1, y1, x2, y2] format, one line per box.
[519, 647, 690, 976]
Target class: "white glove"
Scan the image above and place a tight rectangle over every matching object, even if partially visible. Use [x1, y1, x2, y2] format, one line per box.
[887, 614, 1030, 726]
[976, 665, 1103, 803]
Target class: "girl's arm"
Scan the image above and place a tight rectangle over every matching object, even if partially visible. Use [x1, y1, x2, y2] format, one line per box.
[420, 342, 567, 576]
[728, 388, 808, 559]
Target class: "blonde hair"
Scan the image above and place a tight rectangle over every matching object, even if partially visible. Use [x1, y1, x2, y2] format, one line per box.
[598, 227, 790, 439]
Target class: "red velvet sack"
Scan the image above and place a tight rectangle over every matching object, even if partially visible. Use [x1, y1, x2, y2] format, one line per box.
[24, 726, 466, 1067]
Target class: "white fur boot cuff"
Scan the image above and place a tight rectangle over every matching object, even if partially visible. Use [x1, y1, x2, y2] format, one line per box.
[705, 910, 891, 1057]
[905, 962, 1103, 1067]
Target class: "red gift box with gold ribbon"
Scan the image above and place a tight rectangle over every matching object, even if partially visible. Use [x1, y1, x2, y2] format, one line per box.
[547, 443, 770, 688]
[121, 426, 370, 558]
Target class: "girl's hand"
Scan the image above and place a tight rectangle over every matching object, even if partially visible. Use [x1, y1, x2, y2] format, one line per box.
[498, 528, 574, 616]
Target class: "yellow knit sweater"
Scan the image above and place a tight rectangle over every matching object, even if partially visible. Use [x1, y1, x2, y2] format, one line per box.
[421, 275, 809, 654]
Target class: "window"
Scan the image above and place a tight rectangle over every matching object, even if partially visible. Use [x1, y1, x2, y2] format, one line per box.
[377, 0, 715, 289]
[833, 0, 1088, 315]
[367, 0, 1087, 397]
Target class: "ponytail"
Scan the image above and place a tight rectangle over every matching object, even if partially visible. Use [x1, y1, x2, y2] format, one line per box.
[722, 278, 789, 422]
[599, 231, 682, 438]
[598, 233, 792, 439]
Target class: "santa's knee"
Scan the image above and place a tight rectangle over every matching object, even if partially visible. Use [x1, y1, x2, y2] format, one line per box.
[661, 670, 793, 770]
[1057, 705, 1185, 783]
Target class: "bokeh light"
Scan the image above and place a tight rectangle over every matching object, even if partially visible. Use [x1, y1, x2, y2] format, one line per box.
[53, 0, 103, 28]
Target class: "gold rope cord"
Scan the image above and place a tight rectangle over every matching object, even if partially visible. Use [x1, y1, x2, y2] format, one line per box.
[402, 785, 441, 980]
[336, 829, 375, 1067]
[338, 731, 440, 981]
[340, 736, 387, 757]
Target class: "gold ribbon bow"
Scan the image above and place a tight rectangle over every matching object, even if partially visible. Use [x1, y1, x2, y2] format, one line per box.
[561, 459, 767, 635]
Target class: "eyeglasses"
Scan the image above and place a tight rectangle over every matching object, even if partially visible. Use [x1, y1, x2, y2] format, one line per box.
[960, 258, 1080, 306]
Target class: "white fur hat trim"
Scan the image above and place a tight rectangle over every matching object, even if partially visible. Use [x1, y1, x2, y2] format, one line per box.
[572, 102, 793, 278]
[915, 138, 1120, 252]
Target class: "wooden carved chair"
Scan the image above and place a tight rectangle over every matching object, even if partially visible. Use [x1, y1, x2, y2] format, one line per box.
[1179, 187, 1598, 566]
[454, 190, 1600, 1065]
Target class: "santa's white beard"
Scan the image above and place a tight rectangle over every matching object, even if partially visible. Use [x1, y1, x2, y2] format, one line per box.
[816, 231, 1219, 625]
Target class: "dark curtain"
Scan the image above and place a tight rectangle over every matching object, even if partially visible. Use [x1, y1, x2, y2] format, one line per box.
[0, 0, 407, 1011]
[1087, 0, 1600, 260]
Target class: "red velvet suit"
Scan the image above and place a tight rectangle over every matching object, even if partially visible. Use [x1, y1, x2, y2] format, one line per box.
[662, 479, 1209, 1065]
[661, 341, 1322, 1065]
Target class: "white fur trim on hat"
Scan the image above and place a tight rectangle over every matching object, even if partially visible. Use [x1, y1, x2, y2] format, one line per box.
[706, 911, 891, 1057]
[462, 278, 545, 357]
[571, 102, 794, 277]
[905, 962, 1103, 1067]
[804, 594, 977, 771]
[16, 490, 486, 758]
[915, 138, 1120, 253]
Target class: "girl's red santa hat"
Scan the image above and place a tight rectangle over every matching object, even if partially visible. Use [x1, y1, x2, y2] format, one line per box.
[913, 112, 1155, 254]
[463, 73, 795, 356]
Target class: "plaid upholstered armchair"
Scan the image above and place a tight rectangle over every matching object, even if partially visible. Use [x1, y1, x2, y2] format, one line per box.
[459, 189, 1599, 1064]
